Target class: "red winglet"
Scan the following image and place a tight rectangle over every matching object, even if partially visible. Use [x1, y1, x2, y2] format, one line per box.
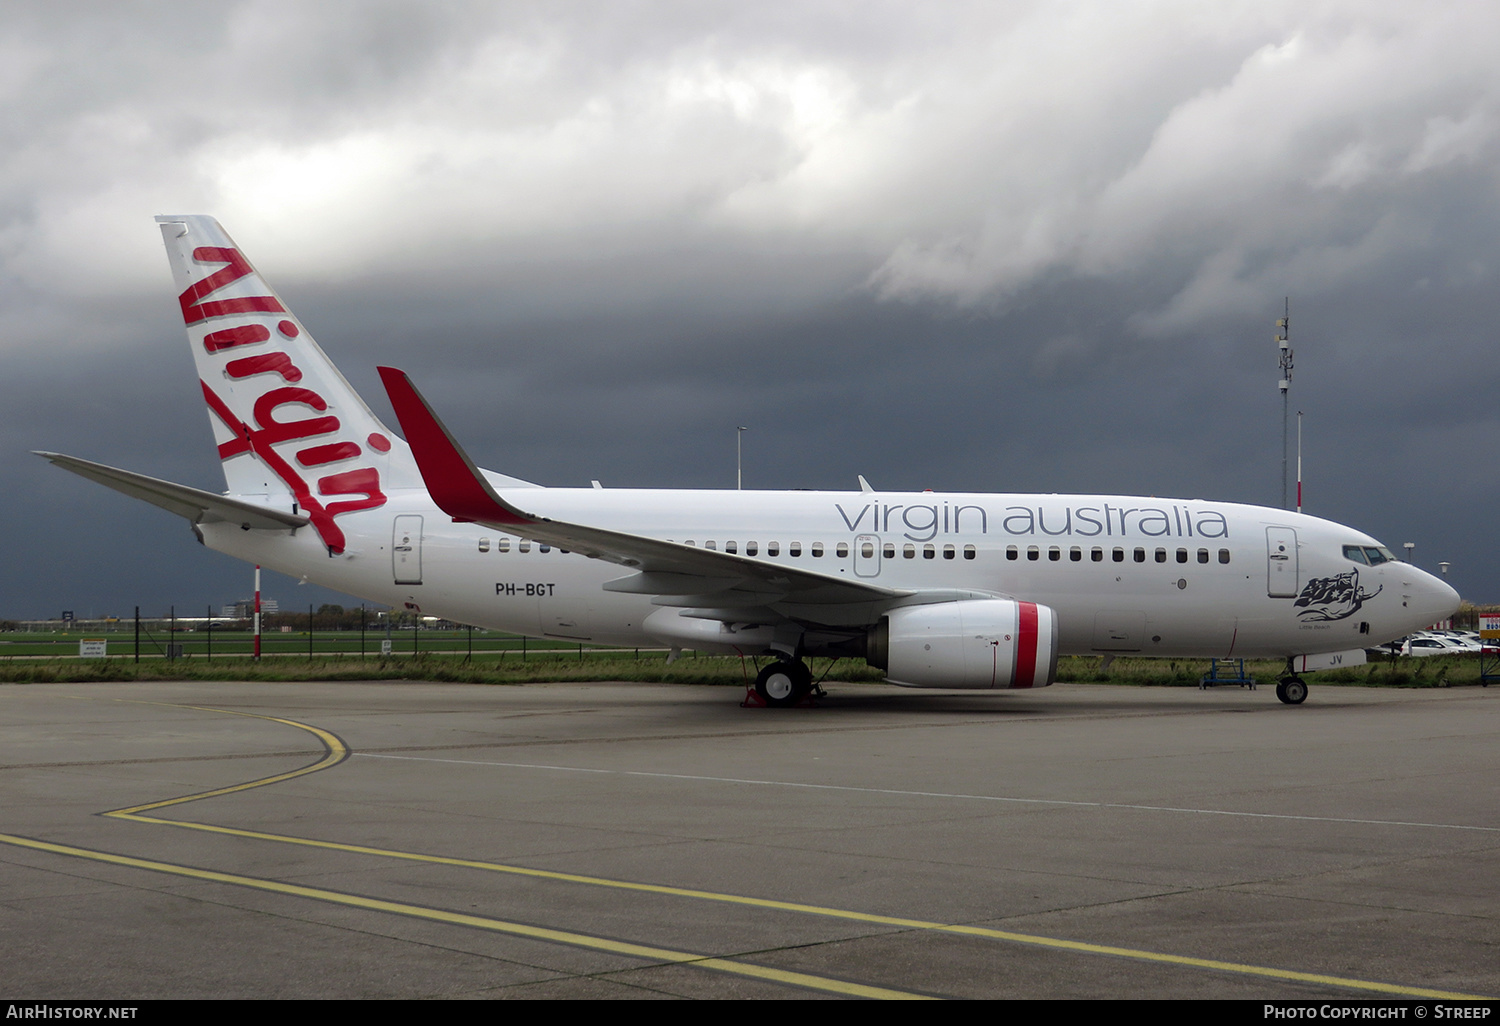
[377, 367, 532, 527]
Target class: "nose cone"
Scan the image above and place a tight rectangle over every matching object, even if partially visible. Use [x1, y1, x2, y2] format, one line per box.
[1407, 566, 1461, 627]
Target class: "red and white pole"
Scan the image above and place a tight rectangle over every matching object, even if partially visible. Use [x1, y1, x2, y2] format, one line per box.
[253, 565, 262, 661]
[1296, 411, 1303, 513]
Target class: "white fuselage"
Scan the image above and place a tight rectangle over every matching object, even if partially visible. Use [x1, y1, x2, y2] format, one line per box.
[103, 214, 1457, 687]
[200, 484, 1458, 661]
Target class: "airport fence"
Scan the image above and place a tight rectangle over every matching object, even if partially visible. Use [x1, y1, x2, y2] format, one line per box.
[2, 626, 670, 662]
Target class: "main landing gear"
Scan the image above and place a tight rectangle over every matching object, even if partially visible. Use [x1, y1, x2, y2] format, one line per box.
[750, 659, 815, 708]
[1276, 661, 1309, 705]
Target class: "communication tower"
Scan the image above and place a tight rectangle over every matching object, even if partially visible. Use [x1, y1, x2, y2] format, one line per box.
[1277, 300, 1293, 509]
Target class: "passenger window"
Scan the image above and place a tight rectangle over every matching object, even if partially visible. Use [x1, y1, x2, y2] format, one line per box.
[862, 542, 875, 558]
[684, 540, 695, 547]
[705, 541, 716, 550]
[1134, 547, 1146, 563]
[1027, 545, 1040, 561]
[1048, 547, 1061, 561]
[790, 542, 802, 557]
[519, 540, 531, 553]
[942, 544, 954, 559]
[834, 543, 846, 558]
[1219, 548, 1231, 564]
[815, 543, 827, 557]
[746, 541, 758, 556]
[1197, 548, 1208, 563]
[1070, 546, 1082, 562]
[498, 538, 510, 553]
[963, 545, 976, 560]
[883, 543, 896, 559]
[1176, 548, 1188, 563]
[1006, 545, 1019, 560]
[767, 542, 779, 556]
[725, 541, 737, 554]
[1154, 548, 1166, 563]
[903, 544, 915, 559]
[1113, 547, 1124, 562]
[539, 544, 551, 553]
[478, 538, 490, 552]
[1091, 547, 1103, 562]
[923, 544, 935, 559]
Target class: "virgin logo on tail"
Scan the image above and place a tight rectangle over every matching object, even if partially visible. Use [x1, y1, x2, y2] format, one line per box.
[183, 246, 387, 554]
[180, 247, 288, 324]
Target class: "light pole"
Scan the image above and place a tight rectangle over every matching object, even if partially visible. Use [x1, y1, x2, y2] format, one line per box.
[1403, 542, 1415, 566]
[736, 426, 747, 490]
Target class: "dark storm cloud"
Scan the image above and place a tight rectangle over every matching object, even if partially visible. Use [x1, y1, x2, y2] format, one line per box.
[5, 1, 1500, 617]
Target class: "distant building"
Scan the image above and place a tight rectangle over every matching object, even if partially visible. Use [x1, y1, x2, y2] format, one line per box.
[221, 599, 278, 618]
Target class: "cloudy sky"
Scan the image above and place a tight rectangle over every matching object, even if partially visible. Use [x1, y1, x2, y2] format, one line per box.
[5, 1, 1499, 620]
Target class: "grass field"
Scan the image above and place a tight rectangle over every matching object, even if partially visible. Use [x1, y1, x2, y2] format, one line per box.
[0, 630, 1491, 687]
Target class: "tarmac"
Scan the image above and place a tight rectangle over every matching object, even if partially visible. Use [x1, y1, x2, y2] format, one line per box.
[1, 678, 1495, 1000]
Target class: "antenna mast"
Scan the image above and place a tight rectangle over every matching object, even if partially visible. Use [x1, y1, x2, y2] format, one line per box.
[1276, 299, 1292, 509]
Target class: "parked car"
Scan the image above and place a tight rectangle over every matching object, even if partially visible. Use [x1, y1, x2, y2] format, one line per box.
[1402, 636, 1475, 656]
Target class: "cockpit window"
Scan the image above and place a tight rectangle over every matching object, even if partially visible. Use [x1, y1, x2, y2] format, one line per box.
[1348, 544, 1396, 565]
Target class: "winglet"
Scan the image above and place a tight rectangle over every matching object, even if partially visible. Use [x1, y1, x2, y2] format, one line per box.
[377, 367, 534, 527]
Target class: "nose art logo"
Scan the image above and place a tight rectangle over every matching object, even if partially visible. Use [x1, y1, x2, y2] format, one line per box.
[1293, 568, 1382, 622]
[184, 246, 386, 554]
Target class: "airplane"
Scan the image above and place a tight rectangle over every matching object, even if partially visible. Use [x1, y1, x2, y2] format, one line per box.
[38, 216, 1460, 707]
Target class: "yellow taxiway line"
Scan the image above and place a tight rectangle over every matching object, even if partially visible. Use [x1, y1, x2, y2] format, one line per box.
[0, 829, 923, 1000]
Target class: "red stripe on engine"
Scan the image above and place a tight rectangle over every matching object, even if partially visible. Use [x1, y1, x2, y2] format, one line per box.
[1014, 601, 1039, 688]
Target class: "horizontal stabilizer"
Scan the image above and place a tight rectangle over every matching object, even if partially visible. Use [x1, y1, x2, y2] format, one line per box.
[35, 452, 309, 530]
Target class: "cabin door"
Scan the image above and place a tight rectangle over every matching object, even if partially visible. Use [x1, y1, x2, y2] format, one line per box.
[1266, 527, 1299, 598]
[853, 534, 881, 577]
[393, 515, 424, 585]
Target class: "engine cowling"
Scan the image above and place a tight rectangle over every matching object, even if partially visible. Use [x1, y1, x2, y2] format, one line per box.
[867, 599, 1059, 689]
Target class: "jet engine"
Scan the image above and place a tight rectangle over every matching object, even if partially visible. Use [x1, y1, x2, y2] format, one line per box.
[866, 599, 1059, 689]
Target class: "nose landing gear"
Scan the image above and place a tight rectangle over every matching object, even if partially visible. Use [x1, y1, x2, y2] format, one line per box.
[1276, 660, 1309, 705]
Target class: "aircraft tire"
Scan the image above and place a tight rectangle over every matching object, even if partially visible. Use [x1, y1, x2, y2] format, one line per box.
[1277, 677, 1308, 705]
[755, 661, 811, 707]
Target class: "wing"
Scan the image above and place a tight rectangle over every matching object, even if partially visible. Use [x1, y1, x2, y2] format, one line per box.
[377, 367, 958, 628]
